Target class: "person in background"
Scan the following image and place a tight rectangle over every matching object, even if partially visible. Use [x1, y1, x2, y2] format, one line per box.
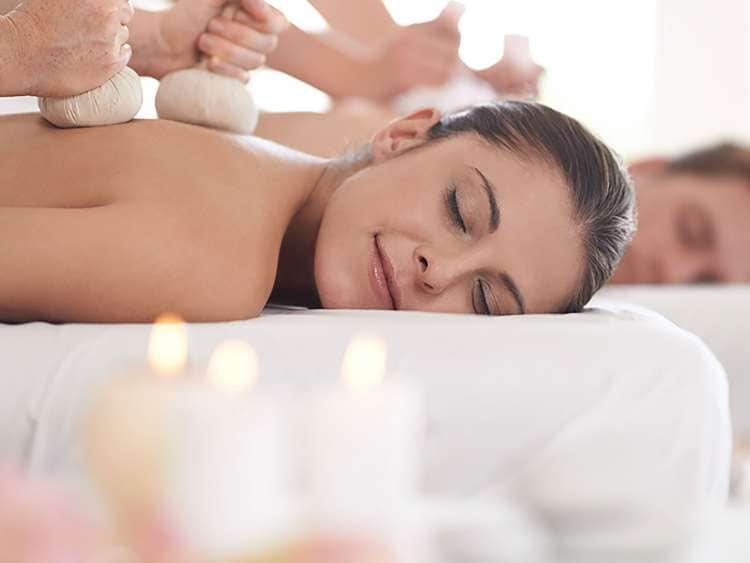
[612, 143, 750, 285]
[0, 0, 286, 97]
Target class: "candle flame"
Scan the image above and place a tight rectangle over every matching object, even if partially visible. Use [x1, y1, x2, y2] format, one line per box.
[207, 340, 258, 395]
[148, 313, 188, 377]
[341, 334, 387, 392]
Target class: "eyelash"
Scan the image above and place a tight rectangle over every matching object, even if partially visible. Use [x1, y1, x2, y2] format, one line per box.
[475, 279, 491, 315]
[445, 185, 468, 233]
[676, 206, 713, 250]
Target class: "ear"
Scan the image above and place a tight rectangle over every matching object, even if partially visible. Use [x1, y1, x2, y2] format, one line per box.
[371, 109, 443, 163]
[628, 157, 668, 183]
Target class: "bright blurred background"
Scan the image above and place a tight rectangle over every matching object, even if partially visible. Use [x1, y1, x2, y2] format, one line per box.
[257, 0, 750, 159]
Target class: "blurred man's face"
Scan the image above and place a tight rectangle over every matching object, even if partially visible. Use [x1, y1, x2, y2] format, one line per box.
[612, 165, 750, 284]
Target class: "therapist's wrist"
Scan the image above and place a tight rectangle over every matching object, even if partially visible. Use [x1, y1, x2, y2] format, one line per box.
[0, 13, 34, 96]
[127, 9, 173, 79]
[353, 56, 401, 101]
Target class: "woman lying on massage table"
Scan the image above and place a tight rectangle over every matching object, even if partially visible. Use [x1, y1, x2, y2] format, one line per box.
[0, 101, 635, 323]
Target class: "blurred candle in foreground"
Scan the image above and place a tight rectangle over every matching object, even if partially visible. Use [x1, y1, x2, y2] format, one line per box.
[85, 316, 291, 560]
[307, 334, 423, 559]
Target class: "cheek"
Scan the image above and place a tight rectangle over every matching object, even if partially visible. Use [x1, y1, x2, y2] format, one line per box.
[634, 191, 677, 247]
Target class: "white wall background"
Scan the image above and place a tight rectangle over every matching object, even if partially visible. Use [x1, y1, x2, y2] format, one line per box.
[652, 0, 750, 154]
[259, 0, 750, 159]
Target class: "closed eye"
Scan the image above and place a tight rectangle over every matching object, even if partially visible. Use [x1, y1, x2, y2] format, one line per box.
[676, 203, 715, 251]
[445, 184, 467, 233]
[473, 279, 492, 315]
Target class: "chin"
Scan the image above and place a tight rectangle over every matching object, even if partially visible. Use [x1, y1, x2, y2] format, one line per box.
[314, 253, 357, 310]
[314, 255, 379, 310]
[315, 277, 364, 310]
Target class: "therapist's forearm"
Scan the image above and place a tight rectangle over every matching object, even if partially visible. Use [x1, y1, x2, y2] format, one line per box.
[266, 25, 378, 98]
[0, 14, 31, 96]
[307, 0, 397, 46]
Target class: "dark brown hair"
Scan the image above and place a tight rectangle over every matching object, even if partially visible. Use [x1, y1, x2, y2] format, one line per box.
[669, 142, 750, 184]
[426, 101, 636, 312]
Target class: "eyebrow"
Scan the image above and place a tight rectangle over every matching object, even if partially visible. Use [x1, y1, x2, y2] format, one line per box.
[499, 272, 526, 315]
[473, 167, 500, 233]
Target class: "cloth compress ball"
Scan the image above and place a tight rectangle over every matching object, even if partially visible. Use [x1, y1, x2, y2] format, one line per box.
[155, 68, 258, 134]
[155, 3, 258, 135]
[38, 67, 143, 128]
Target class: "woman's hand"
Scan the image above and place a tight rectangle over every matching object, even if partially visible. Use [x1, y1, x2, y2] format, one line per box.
[2, 0, 133, 97]
[136, 0, 287, 83]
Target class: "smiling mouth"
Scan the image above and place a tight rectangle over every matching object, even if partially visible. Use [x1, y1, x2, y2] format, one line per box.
[369, 235, 399, 310]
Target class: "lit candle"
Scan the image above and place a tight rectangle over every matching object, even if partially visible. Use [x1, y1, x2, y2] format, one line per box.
[306, 334, 423, 552]
[85, 316, 292, 560]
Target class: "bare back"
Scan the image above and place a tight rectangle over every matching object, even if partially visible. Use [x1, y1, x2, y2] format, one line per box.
[0, 115, 313, 323]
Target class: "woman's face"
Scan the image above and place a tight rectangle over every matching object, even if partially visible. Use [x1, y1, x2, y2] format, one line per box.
[612, 168, 750, 284]
[313, 111, 585, 315]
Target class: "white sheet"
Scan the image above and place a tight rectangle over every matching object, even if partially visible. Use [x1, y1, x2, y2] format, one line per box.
[0, 301, 730, 556]
[600, 285, 750, 433]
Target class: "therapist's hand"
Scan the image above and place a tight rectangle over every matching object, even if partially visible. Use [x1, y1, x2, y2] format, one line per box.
[138, 0, 287, 83]
[477, 56, 544, 100]
[3, 0, 133, 97]
[367, 2, 463, 100]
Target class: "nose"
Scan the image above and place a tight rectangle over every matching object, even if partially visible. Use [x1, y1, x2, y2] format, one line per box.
[414, 245, 463, 294]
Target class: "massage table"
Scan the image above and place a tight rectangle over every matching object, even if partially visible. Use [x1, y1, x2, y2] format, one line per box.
[0, 300, 731, 561]
[601, 285, 750, 434]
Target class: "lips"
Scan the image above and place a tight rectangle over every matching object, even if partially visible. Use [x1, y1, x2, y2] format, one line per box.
[368, 235, 400, 310]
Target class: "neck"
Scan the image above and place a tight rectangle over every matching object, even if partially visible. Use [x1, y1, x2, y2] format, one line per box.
[272, 148, 371, 307]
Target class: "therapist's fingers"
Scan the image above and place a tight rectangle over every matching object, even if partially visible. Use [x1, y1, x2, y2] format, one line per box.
[199, 32, 267, 71]
[207, 17, 279, 54]
[423, 3, 464, 41]
[207, 56, 252, 83]
[119, 0, 135, 24]
[114, 23, 130, 50]
[239, 0, 270, 21]
[114, 26, 133, 69]
[234, 5, 289, 35]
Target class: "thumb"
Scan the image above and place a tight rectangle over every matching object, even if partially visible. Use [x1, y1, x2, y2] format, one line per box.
[240, 0, 271, 21]
[438, 1, 465, 28]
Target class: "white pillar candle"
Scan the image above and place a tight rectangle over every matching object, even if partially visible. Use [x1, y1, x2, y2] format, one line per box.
[85, 319, 293, 560]
[306, 335, 423, 547]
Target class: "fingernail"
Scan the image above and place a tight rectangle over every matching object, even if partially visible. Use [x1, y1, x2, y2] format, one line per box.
[208, 19, 223, 33]
[249, 0, 270, 18]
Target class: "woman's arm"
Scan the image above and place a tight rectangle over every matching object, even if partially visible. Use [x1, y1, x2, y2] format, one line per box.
[0, 205, 266, 323]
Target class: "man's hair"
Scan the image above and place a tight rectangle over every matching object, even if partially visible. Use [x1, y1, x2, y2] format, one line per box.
[669, 142, 750, 186]
[426, 101, 636, 313]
